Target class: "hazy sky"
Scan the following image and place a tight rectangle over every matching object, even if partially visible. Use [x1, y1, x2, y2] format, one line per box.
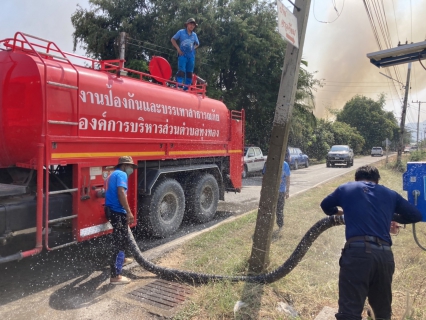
[302, 0, 426, 125]
[1, 0, 425, 125]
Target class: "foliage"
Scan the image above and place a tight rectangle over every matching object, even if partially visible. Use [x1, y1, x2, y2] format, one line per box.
[409, 150, 426, 161]
[71, 0, 321, 152]
[330, 121, 365, 154]
[305, 119, 334, 160]
[336, 94, 399, 154]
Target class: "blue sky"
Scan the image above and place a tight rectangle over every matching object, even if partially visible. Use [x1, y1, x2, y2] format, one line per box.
[1, 0, 425, 124]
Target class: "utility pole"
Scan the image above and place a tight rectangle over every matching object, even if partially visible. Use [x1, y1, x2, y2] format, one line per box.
[248, 0, 311, 273]
[397, 62, 411, 167]
[413, 100, 426, 147]
[118, 32, 126, 76]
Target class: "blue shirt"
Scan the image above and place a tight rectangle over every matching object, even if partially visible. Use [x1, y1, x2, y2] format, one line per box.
[321, 181, 422, 245]
[172, 29, 199, 58]
[105, 169, 128, 214]
[263, 161, 291, 193]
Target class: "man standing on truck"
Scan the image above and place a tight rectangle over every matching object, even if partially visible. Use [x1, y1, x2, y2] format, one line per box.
[171, 18, 199, 89]
[320, 165, 422, 319]
[105, 156, 137, 285]
[262, 158, 291, 230]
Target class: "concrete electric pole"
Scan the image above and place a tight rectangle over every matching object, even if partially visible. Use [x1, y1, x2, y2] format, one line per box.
[248, 0, 311, 273]
[397, 62, 411, 167]
[413, 100, 426, 147]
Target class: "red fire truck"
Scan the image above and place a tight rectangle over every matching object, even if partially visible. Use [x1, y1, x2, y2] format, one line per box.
[0, 32, 244, 263]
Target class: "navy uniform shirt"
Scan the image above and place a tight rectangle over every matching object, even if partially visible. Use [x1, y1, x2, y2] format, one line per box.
[320, 181, 422, 245]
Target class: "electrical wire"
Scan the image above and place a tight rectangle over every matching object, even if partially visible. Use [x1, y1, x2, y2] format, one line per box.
[390, 0, 400, 42]
[317, 89, 397, 94]
[127, 36, 214, 63]
[323, 84, 389, 87]
[410, 0, 413, 43]
[313, 0, 345, 24]
[324, 80, 388, 83]
[419, 53, 426, 71]
[126, 40, 213, 67]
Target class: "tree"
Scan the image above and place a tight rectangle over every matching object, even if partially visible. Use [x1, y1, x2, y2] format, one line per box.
[330, 121, 365, 154]
[336, 94, 398, 154]
[306, 119, 334, 160]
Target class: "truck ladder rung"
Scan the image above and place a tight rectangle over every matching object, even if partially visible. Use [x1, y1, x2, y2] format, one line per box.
[37, 51, 68, 61]
[48, 120, 78, 126]
[49, 188, 78, 195]
[47, 81, 78, 90]
[49, 241, 78, 251]
[48, 215, 77, 225]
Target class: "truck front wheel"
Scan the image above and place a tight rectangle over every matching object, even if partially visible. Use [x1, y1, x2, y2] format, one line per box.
[186, 174, 219, 223]
[139, 178, 185, 238]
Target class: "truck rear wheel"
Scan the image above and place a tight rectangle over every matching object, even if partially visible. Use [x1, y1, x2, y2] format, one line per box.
[139, 178, 185, 238]
[186, 174, 219, 223]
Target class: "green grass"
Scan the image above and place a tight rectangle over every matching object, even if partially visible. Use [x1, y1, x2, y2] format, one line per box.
[157, 160, 426, 319]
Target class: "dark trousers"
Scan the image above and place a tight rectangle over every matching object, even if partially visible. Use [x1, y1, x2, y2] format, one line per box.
[336, 247, 395, 320]
[276, 192, 286, 228]
[109, 211, 129, 278]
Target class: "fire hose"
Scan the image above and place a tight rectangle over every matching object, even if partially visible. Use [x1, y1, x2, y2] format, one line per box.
[128, 215, 345, 284]
[413, 223, 426, 251]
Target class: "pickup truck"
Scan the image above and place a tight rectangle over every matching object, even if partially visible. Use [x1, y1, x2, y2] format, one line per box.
[242, 146, 267, 178]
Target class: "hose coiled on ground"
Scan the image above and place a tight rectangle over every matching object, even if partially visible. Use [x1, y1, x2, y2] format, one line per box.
[128, 215, 345, 284]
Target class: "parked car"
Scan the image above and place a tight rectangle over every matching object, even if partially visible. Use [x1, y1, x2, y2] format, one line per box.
[326, 145, 354, 167]
[404, 146, 411, 153]
[371, 147, 384, 157]
[242, 146, 267, 178]
[287, 147, 309, 170]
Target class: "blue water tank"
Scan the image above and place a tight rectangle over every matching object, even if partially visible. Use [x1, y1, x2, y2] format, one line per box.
[403, 162, 426, 222]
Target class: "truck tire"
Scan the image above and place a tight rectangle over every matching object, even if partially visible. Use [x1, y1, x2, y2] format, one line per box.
[326, 161, 331, 168]
[139, 178, 185, 238]
[305, 159, 309, 168]
[242, 165, 248, 179]
[294, 161, 298, 170]
[186, 174, 219, 223]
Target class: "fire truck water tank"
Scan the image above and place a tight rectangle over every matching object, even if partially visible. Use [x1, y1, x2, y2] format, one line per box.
[0, 50, 230, 168]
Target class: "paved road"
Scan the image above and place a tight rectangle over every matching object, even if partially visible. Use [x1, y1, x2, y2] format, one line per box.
[0, 154, 393, 319]
[219, 154, 393, 215]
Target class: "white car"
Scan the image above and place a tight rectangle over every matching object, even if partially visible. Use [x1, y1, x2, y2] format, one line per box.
[371, 147, 384, 157]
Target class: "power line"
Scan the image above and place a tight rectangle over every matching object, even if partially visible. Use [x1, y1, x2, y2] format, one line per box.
[323, 84, 389, 87]
[410, 0, 413, 42]
[363, 0, 403, 103]
[324, 80, 389, 83]
[391, 0, 400, 41]
[313, 0, 346, 24]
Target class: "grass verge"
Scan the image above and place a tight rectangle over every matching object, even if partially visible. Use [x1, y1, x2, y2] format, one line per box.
[156, 161, 426, 320]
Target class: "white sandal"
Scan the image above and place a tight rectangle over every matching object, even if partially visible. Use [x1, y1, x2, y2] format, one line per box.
[110, 276, 131, 285]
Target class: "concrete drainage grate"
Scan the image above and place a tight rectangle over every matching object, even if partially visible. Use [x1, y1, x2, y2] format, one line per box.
[127, 279, 193, 310]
